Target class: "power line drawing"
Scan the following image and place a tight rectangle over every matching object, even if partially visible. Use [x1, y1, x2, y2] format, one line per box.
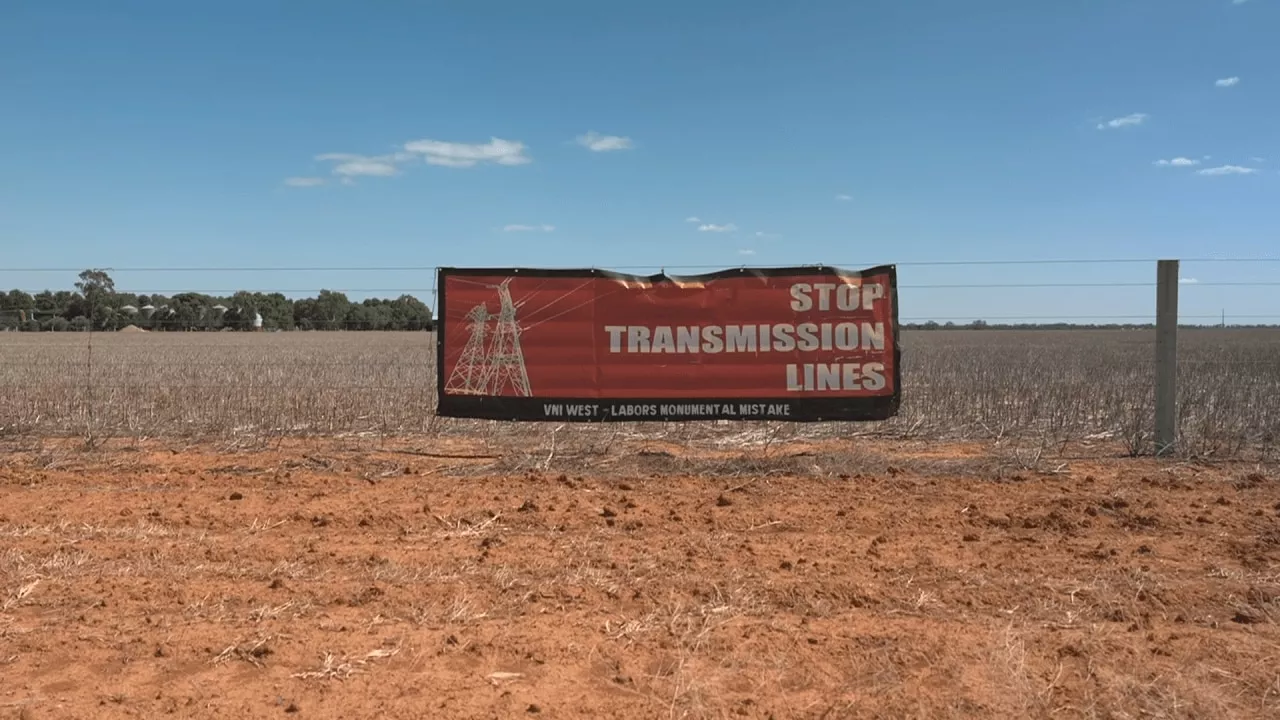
[479, 279, 532, 396]
[442, 304, 494, 394]
[444, 278, 533, 397]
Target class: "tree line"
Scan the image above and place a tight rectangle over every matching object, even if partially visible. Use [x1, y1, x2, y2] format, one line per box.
[3, 269, 1267, 333]
[0, 270, 434, 332]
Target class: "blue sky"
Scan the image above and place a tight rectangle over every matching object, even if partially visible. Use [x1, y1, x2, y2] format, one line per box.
[2, 0, 1277, 324]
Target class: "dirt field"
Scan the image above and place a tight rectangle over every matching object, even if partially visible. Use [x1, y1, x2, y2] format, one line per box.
[2, 436, 1277, 719]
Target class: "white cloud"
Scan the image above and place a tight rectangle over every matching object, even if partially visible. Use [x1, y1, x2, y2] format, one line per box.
[1232, 0, 1250, 6]
[1197, 164, 1259, 176]
[299, 137, 529, 184]
[755, 231, 782, 239]
[1154, 157, 1200, 167]
[1215, 76, 1241, 88]
[1096, 113, 1149, 130]
[316, 153, 401, 177]
[575, 131, 634, 152]
[738, 249, 757, 256]
[334, 159, 398, 177]
[835, 194, 852, 202]
[698, 223, 737, 233]
[684, 216, 701, 223]
[1179, 277, 1199, 284]
[503, 224, 555, 233]
[403, 137, 531, 168]
[1251, 156, 1266, 163]
[284, 177, 326, 187]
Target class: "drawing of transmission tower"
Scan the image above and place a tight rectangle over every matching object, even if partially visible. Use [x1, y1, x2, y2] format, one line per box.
[443, 304, 494, 394]
[443, 278, 533, 397]
[476, 279, 532, 396]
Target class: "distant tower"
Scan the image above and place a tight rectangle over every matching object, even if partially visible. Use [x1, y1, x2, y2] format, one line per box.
[444, 304, 494, 394]
[477, 279, 532, 397]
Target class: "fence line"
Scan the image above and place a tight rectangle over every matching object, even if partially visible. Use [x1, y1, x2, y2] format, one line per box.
[1, 258, 1278, 459]
[9, 282, 1280, 295]
[7, 256, 1280, 272]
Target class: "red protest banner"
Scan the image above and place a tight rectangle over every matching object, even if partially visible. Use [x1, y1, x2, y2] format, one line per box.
[436, 265, 899, 422]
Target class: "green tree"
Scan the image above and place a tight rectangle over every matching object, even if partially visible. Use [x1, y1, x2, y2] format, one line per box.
[314, 290, 351, 330]
[345, 304, 377, 330]
[292, 298, 318, 330]
[258, 293, 294, 330]
[168, 293, 212, 331]
[295, 290, 351, 330]
[388, 294, 432, 330]
[223, 291, 257, 331]
[5, 290, 34, 313]
[4, 278, 437, 332]
[0, 291, 33, 330]
[75, 269, 117, 330]
[144, 295, 171, 330]
[33, 291, 57, 313]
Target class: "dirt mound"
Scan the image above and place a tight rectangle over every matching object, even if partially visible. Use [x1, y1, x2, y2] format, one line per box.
[117, 324, 148, 333]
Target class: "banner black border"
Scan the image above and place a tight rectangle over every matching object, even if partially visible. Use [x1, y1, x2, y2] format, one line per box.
[435, 265, 901, 422]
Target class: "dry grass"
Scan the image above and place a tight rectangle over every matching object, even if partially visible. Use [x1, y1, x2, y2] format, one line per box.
[0, 329, 1278, 459]
[2, 327, 1280, 456]
[291, 646, 401, 680]
[0, 331, 437, 438]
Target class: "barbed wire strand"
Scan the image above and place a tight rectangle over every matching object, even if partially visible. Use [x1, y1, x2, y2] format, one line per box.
[3, 281, 1278, 296]
[6, 313, 1280, 322]
[5, 257, 1280, 272]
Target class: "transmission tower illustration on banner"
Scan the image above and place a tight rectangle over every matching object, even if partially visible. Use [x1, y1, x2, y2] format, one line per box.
[443, 278, 533, 396]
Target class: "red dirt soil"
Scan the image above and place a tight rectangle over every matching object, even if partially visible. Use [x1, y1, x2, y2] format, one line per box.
[1, 438, 1277, 719]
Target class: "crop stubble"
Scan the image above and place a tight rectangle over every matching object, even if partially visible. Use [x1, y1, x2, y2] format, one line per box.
[1, 329, 1278, 457]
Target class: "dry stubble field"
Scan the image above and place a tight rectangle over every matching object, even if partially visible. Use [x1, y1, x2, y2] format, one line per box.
[2, 329, 1279, 454]
[1, 331, 1279, 719]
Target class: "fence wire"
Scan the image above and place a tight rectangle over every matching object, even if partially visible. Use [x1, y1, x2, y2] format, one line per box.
[1, 259, 1278, 459]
